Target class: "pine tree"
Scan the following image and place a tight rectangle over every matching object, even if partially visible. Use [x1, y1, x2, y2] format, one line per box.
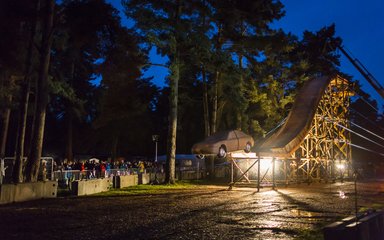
[123, 0, 198, 183]
[94, 27, 157, 159]
[25, 0, 55, 182]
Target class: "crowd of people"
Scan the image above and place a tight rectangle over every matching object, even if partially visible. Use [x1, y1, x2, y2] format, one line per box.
[54, 158, 162, 185]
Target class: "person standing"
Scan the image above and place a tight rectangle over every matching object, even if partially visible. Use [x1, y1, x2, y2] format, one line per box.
[139, 161, 145, 174]
[0, 159, 5, 184]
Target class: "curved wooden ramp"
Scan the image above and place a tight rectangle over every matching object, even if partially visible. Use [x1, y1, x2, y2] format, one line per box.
[257, 76, 332, 157]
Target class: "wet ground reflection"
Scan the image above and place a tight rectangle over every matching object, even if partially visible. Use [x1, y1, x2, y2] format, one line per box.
[1, 181, 383, 239]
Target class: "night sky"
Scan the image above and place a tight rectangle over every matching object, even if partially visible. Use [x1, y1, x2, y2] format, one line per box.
[275, 0, 384, 107]
[109, 0, 384, 107]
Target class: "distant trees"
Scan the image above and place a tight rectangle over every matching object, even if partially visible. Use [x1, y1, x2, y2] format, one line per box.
[122, 0, 288, 182]
[51, 0, 123, 164]
[123, 0, 199, 183]
[94, 26, 158, 161]
[0, 0, 152, 182]
[1, 0, 376, 184]
[0, 0, 38, 182]
[24, 0, 55, 182]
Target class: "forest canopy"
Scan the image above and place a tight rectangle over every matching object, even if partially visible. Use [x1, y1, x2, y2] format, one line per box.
[0, 0, 381, 182]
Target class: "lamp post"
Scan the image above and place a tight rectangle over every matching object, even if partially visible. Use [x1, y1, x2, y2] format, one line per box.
[152, 135, 159, 162]
[152, 135, 159, 184]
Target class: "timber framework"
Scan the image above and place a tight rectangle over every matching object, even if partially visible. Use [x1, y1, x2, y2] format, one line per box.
[228, 75, 353, 190]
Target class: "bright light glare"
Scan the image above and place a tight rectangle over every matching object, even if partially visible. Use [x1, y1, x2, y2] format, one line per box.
[336, 163, 345, 170]
[338, 190, 347, 199]
[260, 159, 273, 171]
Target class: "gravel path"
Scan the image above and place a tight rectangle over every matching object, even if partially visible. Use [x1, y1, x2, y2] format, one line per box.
[1, 181, 383, 240]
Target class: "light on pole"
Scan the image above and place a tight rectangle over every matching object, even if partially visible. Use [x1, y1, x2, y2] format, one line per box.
[152, 135, 159, 162]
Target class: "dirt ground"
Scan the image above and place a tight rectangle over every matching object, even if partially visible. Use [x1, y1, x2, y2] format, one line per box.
[1, 181, 384, 240]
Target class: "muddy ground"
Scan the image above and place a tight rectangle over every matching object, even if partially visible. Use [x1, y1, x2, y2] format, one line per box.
[1, 181, 384, 240]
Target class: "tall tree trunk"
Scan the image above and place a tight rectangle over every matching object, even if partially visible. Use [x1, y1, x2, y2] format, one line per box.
[236, 53, 244, 130]
[236, 21, 246, 130]
[166, 56, 179, 184]
[201, 0, 210, 137]
[0, 97, 11, 159]
[208, 27, 224, 178]
[165, 0, 181, 184]
[0, 73, 12, 159]
[207, 68, 216, 177]
[0, 92, 11, 185]
[66, 61, 75, 164]
[0, 108, 10, 158]
[211, 70, 219, 135]
[13, 0, 40, 183]
[26, 76, 38, 157]
[25, 0, 54, 182]
[202, 66, 210, 137]
[211, 27, 223, 135]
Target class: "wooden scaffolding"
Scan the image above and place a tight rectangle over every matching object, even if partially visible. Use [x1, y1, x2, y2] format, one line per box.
[228, 76, 353, 189]
[290, 75, 353, 183]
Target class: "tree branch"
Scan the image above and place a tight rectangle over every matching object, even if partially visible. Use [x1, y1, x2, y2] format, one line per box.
[143, 63, 168, 68]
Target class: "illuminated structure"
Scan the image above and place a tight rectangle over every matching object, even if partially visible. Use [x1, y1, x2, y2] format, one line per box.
[228, 75, 353, 189]
[286, 75, 353, 183]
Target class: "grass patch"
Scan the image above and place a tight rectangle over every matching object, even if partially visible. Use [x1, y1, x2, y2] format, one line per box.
[359, 203, 384, 212]
[93, 180, 206, 197]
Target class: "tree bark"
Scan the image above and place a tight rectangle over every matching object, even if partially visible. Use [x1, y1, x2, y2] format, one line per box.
[236, 53, 244, 130]
[207, 69, 216, 178]
[13, 0, 40, 183]
[211, 27, 223, 135]
[211, 70, 219, 135]
[165, 0, 182, 184]
[26, 76, 38, 157]
[201, 0, 210, 137]
[0, 72, 13, 159]
[0, 95, 11, 159]
[202, 66, 210, 137]
[25, 0, 54, 182]
[236, 21, 246, 131]
[166, 56, 179, 184]
[65, 61, 75, 164]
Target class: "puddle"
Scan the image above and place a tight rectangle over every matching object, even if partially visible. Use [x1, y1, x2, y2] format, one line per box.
[290, 208, 314, 217]
[337, 190, 348, 199]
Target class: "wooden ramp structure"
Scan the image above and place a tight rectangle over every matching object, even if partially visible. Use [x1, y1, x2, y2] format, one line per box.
[228, 75, 353, 189]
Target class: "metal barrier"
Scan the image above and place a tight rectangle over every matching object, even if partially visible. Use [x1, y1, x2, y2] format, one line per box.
[323, 210, 384, 240]
[53, 166, 205, 188]
[1, 160, 205, 187]
[53, 168, 140, 188]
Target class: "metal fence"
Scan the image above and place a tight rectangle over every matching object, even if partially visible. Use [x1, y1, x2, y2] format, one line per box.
[1, 158, 206, 187]
[53, 166, 206, 188]
[54, 168, 147, 188]
[54, 168, 138, 180]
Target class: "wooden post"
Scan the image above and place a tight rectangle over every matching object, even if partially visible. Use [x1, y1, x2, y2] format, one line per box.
[296, 159, 300, 184]
[284, 159, 288, 186]
[257, 153, 260, 192]
[230, 158, 234, 184]
[307, 160, 310, 184]
[272, 157, 275, 189]
[246, 158, 249, 181]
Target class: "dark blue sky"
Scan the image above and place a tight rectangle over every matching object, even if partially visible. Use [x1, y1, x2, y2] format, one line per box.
[274, 0, 384, 107]
[108, 0, 384, 106]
